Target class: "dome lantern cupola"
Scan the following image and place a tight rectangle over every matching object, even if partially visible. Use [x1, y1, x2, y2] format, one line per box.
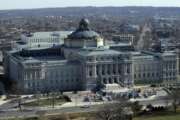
[68, 18, 100, 39]
[78, 18, 90, 31]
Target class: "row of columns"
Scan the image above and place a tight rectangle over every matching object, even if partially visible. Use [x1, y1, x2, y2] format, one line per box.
[86, 63, 123, 77]
[102, 77, 121, 84]
[24, 69, 41, 80]
[86, 63, 132, 77]
[85, 63, 133, 87]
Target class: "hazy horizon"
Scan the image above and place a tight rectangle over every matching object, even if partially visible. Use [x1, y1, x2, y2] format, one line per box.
[1, 0, 180, 10]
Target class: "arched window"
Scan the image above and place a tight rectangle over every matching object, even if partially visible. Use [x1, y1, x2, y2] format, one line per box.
[134, 74, 136, 79]
[109, 78, 112, 84]
[89, 70, 92, 76]
[114, 78, 118, 83]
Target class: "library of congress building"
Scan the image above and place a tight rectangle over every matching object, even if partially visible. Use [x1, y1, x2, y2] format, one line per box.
[4, 19, 178, 93]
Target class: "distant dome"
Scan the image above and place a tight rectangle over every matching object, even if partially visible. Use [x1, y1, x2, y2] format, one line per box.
[68, 18, 100, 39]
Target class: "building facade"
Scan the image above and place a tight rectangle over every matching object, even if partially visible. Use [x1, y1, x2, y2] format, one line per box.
[112, 34, 135, 45]
[132, 51, 178, 85]
[4, 19, 178, 93]
[14, 31, 72, 50]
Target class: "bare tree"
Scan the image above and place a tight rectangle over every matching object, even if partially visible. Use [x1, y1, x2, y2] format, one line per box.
[35, 91, 41, 106]
[96, 98, 130, 120]
[130, 101, 142, 116]
[36, 110, 47, 120]
[50, 114, 70, 120]
[165, 88, 180, 113]
[96, 104, 118, 120]
[49, 92, 56, 108]
[17, 97, 22, 111]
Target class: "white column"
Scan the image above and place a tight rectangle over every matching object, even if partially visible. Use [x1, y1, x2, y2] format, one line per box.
[92, 64, 96, 77]
[124, 64, 127, 75]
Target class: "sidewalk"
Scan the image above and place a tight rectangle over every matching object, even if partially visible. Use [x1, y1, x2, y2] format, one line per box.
[22, 101, 108, 111]
[0, 95, 9, 105]
[60, 101, 105, 107]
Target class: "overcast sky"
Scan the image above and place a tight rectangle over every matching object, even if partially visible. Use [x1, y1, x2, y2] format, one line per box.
[1, 0, 180, 10]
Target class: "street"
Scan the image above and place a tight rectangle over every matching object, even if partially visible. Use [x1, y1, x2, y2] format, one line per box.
[0, 94, 172, 119]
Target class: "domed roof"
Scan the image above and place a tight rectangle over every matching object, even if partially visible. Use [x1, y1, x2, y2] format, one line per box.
[68, 18, 100, 39]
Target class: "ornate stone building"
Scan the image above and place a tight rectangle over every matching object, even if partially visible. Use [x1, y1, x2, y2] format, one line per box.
[132, 51, 178, 85]
[3, 19, 178, 93]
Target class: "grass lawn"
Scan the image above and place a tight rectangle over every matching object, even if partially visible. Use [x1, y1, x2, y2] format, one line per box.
[8, 107, 180, 120]
[134, 114, 180, 120]
[67, 112, 180, 120]
[7, 117, 39, 120]
[7, 111, 180, 120]
[134, 110, 180, 120]
[22, 97, 67, 107]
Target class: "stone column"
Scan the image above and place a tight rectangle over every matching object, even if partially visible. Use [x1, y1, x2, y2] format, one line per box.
[35, 71, 37, 79]
[124, 64, 127, 75]
[86, 65, 89, 77]
[99, 64, 102, 76]
[129, 64, 132, 74]
[116, 77, 119, 83]
[105, 64, 108, 75]
[118, 64, 121, 75]
[110, 64, 113, 75]
[116, 64, 117, 75]
[92, 64, 96, 77]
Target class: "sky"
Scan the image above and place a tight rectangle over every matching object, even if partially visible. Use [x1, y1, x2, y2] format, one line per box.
[1, 0, 180, 10]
